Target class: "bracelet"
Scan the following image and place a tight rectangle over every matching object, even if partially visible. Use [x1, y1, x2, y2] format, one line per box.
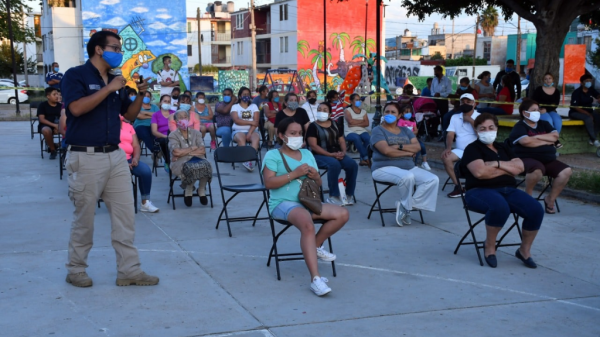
[287, 174, 291, 183]
[497, 160, 500, 168]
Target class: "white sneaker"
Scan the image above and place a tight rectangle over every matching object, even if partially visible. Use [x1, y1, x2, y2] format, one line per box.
[316, 245, 336, 262]
[421, 162, 431, 171]
[140, 200, 159, 213]
[395, 201, 411, 226]
[242, 161, 255, 172]
[310, 276, 331, 296]
[344, 195, 355, 206]
[326, 196, 344, 206]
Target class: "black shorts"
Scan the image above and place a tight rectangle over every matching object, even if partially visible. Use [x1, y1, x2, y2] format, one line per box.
[521, 158, 570, 178]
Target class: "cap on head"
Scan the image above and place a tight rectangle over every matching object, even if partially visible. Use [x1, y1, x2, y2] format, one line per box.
[460, 93, 475, 101]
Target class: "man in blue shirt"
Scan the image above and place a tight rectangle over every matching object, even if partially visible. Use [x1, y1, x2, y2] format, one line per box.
[45, 62, 63, 89]
[62, 31, 158, 288]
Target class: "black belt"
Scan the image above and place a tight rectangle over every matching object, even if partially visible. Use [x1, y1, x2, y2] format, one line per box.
[69, 145, 120, 153]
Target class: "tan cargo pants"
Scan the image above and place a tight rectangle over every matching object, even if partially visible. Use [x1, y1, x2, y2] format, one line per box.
[65, 148, 142, 278]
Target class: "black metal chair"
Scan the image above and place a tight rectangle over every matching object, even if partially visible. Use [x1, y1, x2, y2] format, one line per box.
[40, 132, 62, 159]
[167, 165, 213, 210]
[214, 146, 270, 237]
[29, 100, 42, 140]
[453, 161, 523, 266]
[267, 218, 336, 280]
[516, 175, 560, 213]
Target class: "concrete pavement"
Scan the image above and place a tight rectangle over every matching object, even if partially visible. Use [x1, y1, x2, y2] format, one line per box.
[1, 121, 599, 337]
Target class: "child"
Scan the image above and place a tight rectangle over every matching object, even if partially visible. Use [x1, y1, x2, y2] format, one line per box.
[397, 105, 431, 171]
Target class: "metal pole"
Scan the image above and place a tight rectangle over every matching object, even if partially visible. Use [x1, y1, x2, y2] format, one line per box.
[323, 0, 327, 93]
[374, 0, 381, 121]
[364, 0, 368, 55]
[6, 0, 21, 114]
[451, 19, 455, 59]
[197, 8, 203, 76]
[516, 16, 522, 74]
[250, 0, 257, 92]
[473, 14, 479, 78]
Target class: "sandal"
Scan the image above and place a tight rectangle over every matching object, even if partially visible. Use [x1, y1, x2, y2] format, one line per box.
[544, 199, 556, 214]
[359, 160, 369, 166]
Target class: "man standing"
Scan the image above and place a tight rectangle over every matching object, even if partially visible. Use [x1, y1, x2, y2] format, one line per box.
[158, 56, 181, 97]
[46, 62, 63, 89]
[62, 31, 158, 287]
[493, 59, 522, 99]
[431, 65, 452, 120]
[442, 93, 479, 198]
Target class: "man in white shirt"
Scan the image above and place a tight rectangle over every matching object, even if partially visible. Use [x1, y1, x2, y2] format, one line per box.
[431, 65, 452, 121]
[301, 90, 319, 122]
[442, 93, 479, 198]
[157, 56, 181, 97]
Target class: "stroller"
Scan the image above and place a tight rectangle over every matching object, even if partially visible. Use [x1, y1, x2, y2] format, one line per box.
[413, 97, 439, 142]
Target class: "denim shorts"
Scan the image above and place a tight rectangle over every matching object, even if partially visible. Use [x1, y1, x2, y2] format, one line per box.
[271, 201, 310, 221]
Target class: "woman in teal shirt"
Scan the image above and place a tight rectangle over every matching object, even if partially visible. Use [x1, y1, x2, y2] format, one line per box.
[134, 91, 160, 152]
[262, 117, 349, 297]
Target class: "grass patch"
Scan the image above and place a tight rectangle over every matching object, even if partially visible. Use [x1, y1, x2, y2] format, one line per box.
[568, 170, 600, 194]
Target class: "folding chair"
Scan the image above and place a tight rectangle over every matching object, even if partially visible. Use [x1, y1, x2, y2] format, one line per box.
[167, 166, 213, 210]
[151, 139, 165, 177]
[214, 146, 270, 237]
[29, 101, 42, 140]
[267, 218, 336, 280]
[516, 175, 560, 213]
[40, 132, 62, 159]
[452, 161, 523, 266]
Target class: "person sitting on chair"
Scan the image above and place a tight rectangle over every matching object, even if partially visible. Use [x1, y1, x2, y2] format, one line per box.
[168, 110, 213, 207]
[133, 91, 160, 154]
[38, 87, 62, 159]
[119, 116, 159, 213]
[397, 84, 417, 106]
[344, 93, 371, 166]
[302, 90, 319, 122]
[370, 102, 439, 226]
[274, 92, 311, 133]
[151, 95, 174, 172]
[264, 90, 282, 146]
[460, 113, 544, 268]
[214, 88, 236, 147]
[443, 77, 480, 133]
[508, 99, 572, 215]
[231, 86, 261, 172]
[194, 92, 217, 150]
[307, 103, 358, 206]
[262, 117, 349, 297]
[168, 94, 199, 132]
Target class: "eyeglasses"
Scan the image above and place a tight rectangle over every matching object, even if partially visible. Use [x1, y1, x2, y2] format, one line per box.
[103, 44, 123, 54]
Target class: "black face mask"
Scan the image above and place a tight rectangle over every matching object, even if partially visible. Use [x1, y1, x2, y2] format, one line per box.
[459, 104, 473, 113]
[308, 98, 317, 105]
[172, 95, 179, 99]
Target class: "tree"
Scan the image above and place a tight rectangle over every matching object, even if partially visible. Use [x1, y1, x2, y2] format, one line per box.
[0, 44, 36, 77]
[350, 36, 376, 59]
[480, 6, 499, 37]
[430, 51, 444, 60]
[330, 32, 350, 62]
[445, 56, 488, 66]
[401, 0, 600, 97]
[0, 0, 36, 43]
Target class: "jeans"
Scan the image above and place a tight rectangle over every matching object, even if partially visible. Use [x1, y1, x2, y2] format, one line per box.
[128, 158, 152, 200]
[372, 166, 439, 212]
[465, 187, 543, 231]
[345, 132, 370, 160]
[216, 126, 233, 147]
[442, 109, 461, 133]
[539, 111, 563, 133]
[417, 140, 427, 156]
[569, 111, 600, 141]
[477, 107, 509, 116]
[155, 138, 170, 164]
[134, 125, 155, 152]
[314, 154, 358, 197]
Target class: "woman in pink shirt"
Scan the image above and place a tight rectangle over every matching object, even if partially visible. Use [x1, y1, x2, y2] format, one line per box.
[152, 95, 174, 172]
[397, 104, 431, 170]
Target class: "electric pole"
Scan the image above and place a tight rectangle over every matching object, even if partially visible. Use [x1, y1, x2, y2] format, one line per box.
[451, 19, 455, 59]
[250, 0, 257, 92]
[197, 8, 203, 76]
[516, 16, 522, 74]
[7, 0, 21, 114]
[472, 14, 479, 78]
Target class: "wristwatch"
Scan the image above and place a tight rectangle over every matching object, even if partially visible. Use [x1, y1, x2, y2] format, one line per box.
[399, 144, 404, 150]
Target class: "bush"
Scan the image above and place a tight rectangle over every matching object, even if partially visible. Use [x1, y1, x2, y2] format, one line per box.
[445, 56, 488, 67]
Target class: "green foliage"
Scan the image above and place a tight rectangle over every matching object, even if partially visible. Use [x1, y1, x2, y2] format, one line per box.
[0, 44, 36, 78]
[297, 40, 310, 58]
[430, 52, 444, 60]
[480, 6, 499, 37]
[0, 0, 36, 43]
[151, 53, 183, 73]
[445, 56, 488, 66]
[192, 64, 219, 74]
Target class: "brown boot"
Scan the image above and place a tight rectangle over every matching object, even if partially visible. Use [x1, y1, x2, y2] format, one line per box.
[66, 272, 93, 287]
[116, 271, 159, 286]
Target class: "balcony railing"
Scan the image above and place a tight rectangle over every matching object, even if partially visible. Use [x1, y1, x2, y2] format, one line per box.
[257, 54, 271, 64]
[211, 55, 231, 64]
[212, 31, 231, 42]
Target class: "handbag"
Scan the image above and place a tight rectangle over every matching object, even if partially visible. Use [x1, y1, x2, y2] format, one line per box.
[278, 150, 322, 215]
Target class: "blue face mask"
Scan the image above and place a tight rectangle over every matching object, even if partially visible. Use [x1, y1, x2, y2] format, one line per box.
[102, 51, 123, 68]
[543, 82, 554, 87]
[332, 100, 339, 104]
[383, 114, 397, 124]
[223, 95, 231, 103]
[179, 103, 192, 112]
[54, 67, 59, 72]
[129, 96, 136, 102]
[403, 113, 412, 120]
[460, 86, 469, 91]
[355, 100, 362, 108]
[142, 97, 151, 104]
[505, 67, 513, 73]
[585, 82, 593, 89]
[273, 97, 280, 103]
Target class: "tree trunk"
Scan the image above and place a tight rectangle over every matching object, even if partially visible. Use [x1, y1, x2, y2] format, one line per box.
[528, 23, 571, 98]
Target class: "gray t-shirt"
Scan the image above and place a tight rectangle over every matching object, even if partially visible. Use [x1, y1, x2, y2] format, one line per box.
[370, 126, 416, 171]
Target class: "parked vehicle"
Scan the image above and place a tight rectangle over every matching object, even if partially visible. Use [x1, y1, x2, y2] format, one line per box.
[0, 83, 29, 104]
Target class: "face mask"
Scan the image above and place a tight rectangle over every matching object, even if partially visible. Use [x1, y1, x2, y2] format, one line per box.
[142, 97, 151, 104]
[223, 95, 231, 103]
[172, 95, 180, 100]
[332, 100, 339, 104]
[383, 114, 397, 124]
[355, 101, 362, 108]
[543, 82, 554, 87]
[274, 97, 280, 103]
[478, 131, 497, 144]
[54, 67, 59, 72]
[179, 103, 191, 112]
[129, 96, 136, 102]
[460, 86, 469, 91]
[197, 98, 205, 104]
[285, 136, 303, 150]
[287, 102, 299, 110]
[505, 67, 513, 73]
[308, 98, 317, 105]
[525, 111, 541, 123]
[483, 77, 489, 83]
[585, 82, 593, 89]
[102, 51, 123, 68]
[316, 112, 329, 122]
[403, 113, 412, 120]
[459, 104, 473, 113]
[241, 95, 252, 103]
[176, 119, 189, 130]
[161, 103, 171, 110]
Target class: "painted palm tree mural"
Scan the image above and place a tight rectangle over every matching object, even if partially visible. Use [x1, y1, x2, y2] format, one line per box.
[350, 36, 376, 59]
[330, 32, 350, 62]
[307, 41, 332, 92]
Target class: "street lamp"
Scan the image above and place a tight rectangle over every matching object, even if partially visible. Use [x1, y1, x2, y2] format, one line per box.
[374, 0, 382, 125]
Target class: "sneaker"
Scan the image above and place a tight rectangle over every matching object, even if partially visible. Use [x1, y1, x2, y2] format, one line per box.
[421, 162, 431, 171]
[66, 272, 93, 287]
[116, 271, 159, 286]
[326, 196, 344, 206]
[49, 151, 57, 160]
[210, 140, 216, 150]
[594, 140, 600, 147]
[395, 201, 411, 226]
[310, 276, 331, 296]
[140, 200, 159, 213]
[164, 162, 170, 173]
[345, 195, 355, 206]
[447, 185, 463, 198]
[316, 245, 337, 262]
[242, 161, 254, 172]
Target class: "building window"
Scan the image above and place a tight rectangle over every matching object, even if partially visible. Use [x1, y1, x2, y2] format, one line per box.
[235, 14, 244, 30]
[187, 45, 192, 56]
[284, 36, 288, 53]
[280, 4, 288, 21]
[279, 36, 288, 53]
[187, 22, 192, 33]
[483, 41, 491, 61]
[237, 41, 244, 55]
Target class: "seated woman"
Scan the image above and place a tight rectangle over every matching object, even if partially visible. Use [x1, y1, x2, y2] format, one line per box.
[119, 116, 159, 213]
[569, 74, 600, 147]
[168, 94, 200, 132]
[274, 92, 311, 133]
[307, 103, 358, 206]
[370, 102, 439, 226]
[478, 75, 516, 116]
[262, 117, 349, 297]
[461, 113, 544, 268]
[194, 92, 217, 150]
[532, 72, 563, 147]
[397, 84, 417, 106]
[397, 104, 430, 171]
[168, 110, 213, 207]
[133, 91, 160, 153]
[509, 99, 572, 214]
[264, 90, 282, 146]
[344, 93, 371, 166]
[301, 90, 319, 122]
[231, 86, 261, 172]
[474, 71, 496, 108]
[151, 95, 174, 172]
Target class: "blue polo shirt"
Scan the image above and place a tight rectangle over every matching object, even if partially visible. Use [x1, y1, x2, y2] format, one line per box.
[46, 71, 64, 89]
[62, 60, 131, 146]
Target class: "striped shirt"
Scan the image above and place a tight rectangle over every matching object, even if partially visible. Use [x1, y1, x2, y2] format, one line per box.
[330, 91, 346, 121]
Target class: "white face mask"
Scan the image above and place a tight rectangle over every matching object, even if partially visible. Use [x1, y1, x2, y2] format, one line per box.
[525, 111, 540, 123]
[478, 131, 497, 144]
[285, 136, 303, 150]
[161, 103, 171, 110]
[197, 99, 205, 104]
[316, 112, 329, 122]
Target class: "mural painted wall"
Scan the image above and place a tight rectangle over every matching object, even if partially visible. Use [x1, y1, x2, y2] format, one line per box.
[218, 70, 249, 94]
[296, 0, 382, 94]
[81, 0, 189, 91]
